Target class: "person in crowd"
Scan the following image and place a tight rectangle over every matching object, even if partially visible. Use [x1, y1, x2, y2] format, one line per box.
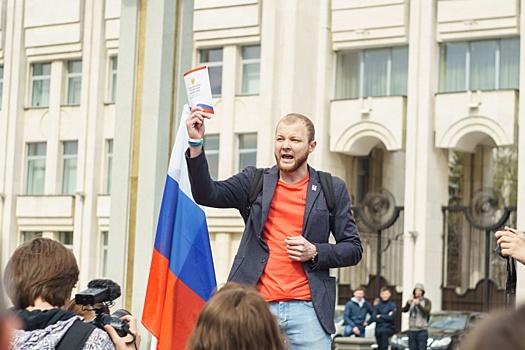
[185, 107, 362, 349]
[3, 237, 141, 350]
[187, 282, 286, 350]
[343, 286, 374, 337]
[373, 287, 397, 350]
[459, 305, 525, 350]
[495, 226, 525, 264]
[401, 283, 431, 350]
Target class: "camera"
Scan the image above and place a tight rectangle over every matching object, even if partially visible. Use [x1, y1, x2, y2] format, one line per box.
[75, 280, 130, 338]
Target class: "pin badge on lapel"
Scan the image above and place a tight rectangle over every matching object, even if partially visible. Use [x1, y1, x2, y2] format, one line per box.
[312, 185, 317, 191]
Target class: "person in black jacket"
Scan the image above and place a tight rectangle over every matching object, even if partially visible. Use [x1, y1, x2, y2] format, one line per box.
[373, 287, 397, 350]
[186, 107, 363, 350]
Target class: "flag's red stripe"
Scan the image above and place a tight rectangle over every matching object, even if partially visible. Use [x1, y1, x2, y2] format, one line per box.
[143, 249, 206, 350]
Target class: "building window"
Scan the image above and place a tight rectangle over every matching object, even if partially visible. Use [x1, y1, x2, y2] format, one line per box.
[21, 231, 42, 243]
[200, 48, 223, 96]
[26, 142, 47, 195]
[105, 139, 113, 194]
[101, 231, 109, 277]
[204, 135, 220, 179]
[238, 133, 257, 171]
[0, 66, 3, 110]
[31, 63, 51, 107]
[439, 38, 520, 92]
[335, 47, 408, 99]
[58, 231, 74, 251]
[62, 141, 78, 195]
[66, 61, 82, 105]
[241, 45, 260, 94]
[110, 56, 118, 103]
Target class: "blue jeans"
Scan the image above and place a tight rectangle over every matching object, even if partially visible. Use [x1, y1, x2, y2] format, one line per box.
[344, 325, 365, 337]
[408, 330, 428, 350]
[269, 300, 331, 350]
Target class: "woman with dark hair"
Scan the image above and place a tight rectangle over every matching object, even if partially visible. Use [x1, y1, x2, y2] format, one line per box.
[4, 237, 140, 350]
[187, 282, 287, 350]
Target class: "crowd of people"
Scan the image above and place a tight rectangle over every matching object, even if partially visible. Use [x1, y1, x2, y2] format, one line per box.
[342, 283, 430, 350]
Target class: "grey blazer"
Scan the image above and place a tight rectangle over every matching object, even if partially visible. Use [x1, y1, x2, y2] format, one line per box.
[186, 150, 363, 334]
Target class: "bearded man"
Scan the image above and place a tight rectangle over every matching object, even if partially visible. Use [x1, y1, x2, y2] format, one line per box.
[185, 109, 362, 350]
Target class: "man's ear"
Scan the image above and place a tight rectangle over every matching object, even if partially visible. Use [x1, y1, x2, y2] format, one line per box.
[309, 140, 317, 153]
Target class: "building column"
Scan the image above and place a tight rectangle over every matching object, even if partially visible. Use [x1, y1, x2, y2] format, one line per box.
[403, 0, 447, 324]
[515, 3, 525, 305]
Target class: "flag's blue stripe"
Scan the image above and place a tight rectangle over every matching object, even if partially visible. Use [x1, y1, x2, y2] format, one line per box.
[154, 175, 216, 301]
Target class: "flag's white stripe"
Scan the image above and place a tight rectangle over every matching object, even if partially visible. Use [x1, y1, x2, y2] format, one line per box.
[168, 105, 194, 200]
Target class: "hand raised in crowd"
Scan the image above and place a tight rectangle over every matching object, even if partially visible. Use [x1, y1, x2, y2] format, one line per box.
[495, 226, 525, 265]
[104, 315, 141, 350]
[186, 107, 211, 140]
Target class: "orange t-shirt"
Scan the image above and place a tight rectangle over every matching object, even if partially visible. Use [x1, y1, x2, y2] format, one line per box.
[258, 174, 311, 301]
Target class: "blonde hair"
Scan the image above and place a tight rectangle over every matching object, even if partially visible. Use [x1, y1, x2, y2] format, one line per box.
[187, 283, 286, 350]
[277, 113, 315, 143]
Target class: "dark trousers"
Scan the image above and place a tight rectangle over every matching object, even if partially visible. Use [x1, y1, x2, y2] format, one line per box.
[408, 330, 428, 350]
[375, 329, 395, 350]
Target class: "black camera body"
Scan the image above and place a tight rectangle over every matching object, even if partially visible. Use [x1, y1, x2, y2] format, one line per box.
[75, 285, 130, 337]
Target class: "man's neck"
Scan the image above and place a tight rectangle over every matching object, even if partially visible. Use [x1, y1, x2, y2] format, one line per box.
[279, 165, 309, 184]
[26, 297, 57, 311]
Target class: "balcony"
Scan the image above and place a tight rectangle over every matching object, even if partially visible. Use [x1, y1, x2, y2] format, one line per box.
[16, 195, 75, 230]
[330, 96, 406, 156]
[434, 90, 517, 152]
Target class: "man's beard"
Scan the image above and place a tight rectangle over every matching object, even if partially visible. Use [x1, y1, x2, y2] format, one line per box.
[275, 151, 309, 173]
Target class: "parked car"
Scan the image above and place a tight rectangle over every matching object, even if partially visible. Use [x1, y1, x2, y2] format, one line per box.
[390, 310, 484, 350]
[333, 305, 376, 339]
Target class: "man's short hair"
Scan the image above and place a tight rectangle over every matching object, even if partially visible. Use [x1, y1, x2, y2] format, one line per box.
[354, 286, 365, 293]
[380, 287, 391, 293]
[277, 113, 315, 143]
[4, 237, 79, 309]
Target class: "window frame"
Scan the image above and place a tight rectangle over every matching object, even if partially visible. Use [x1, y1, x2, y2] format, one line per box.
[105, 139, 113, 194]
[240, 45, 261, 95]
[109, 56, 118, 103]
[65, 60, 82, 105]
[30, 62, 52, 108]
[334, 46, 409, 100]
[61, 140, 78, 195]
[100, 231, 109, 277]
[26, 142, 47, 195]
[238, 133, 257, 171]
[204, 134, 220, 180]
[438, 38, 520, 93]
[58, 231, 74, 251]
[199, 48, 224, 96]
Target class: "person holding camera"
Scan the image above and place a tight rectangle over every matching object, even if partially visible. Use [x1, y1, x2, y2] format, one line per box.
[401, 283, 431, 350]
[3, 237, 141, 350]
[495, 226, 525, 264]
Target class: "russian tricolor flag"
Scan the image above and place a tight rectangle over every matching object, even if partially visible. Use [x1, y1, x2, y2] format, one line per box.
[142, 105, 217, 350]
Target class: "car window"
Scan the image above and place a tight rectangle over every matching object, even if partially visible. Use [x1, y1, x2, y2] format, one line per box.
[428, 315, 468, 331]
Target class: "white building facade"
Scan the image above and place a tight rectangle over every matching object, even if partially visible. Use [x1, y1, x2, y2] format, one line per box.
[1, 0, 525, 340]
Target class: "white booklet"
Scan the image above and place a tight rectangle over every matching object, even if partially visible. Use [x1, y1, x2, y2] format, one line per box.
[183, 66, 215, 114]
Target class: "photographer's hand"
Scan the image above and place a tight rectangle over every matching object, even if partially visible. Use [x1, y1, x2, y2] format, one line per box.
[495, 227, 525, 265]
[105, 315, 141, 350]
